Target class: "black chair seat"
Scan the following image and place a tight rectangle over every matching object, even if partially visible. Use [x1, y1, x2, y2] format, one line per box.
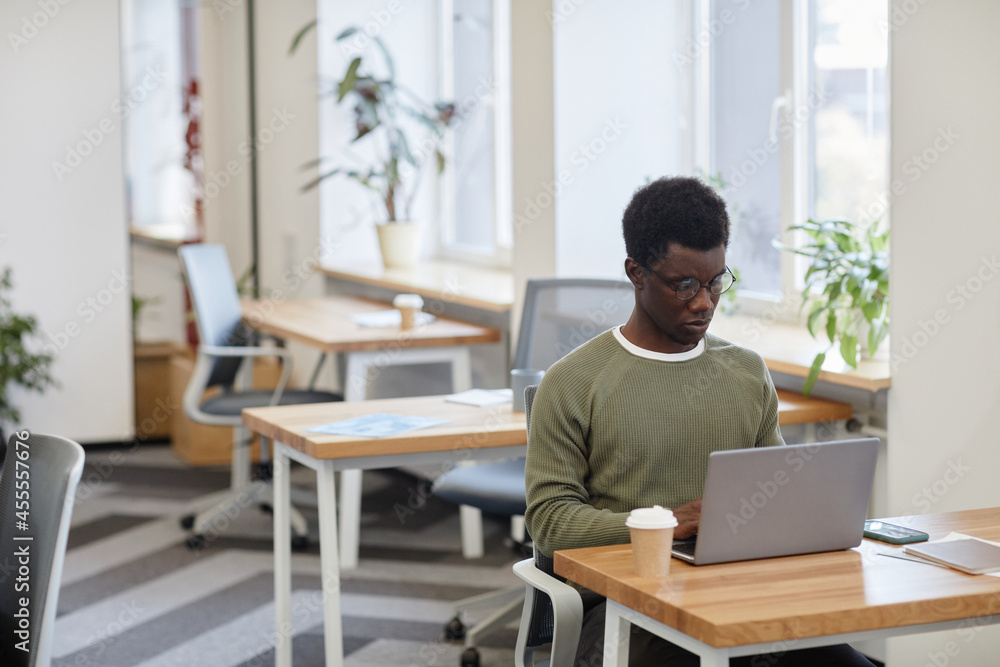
[200, 389, 342, 417]
[432, 458, 527, 516]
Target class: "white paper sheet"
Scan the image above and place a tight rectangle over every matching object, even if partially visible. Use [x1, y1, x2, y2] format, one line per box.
[445, 388, 513, 406]
[349, 310, 436, 327]
[304, 413, 451, 438]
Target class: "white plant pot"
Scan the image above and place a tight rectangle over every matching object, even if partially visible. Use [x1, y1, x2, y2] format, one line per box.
[375, 221, 421, 269]
[858, 320, 890, 361]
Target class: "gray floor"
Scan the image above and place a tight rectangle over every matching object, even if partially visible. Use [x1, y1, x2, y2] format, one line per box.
[54, 444, 523, 667]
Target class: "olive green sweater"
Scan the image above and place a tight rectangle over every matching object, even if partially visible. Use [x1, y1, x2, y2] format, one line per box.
[524, 328, 784, 557]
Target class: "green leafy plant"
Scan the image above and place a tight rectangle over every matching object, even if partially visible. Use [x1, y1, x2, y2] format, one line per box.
[289, 23, 456, 222]
[131, 294, 162, 342]
[0, 267, 57, 423]
[774, 219, 889, 395]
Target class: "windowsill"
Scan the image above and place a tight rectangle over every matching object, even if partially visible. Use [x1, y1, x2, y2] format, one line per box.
[320, 261, 887, 391]
[130, 225, 198, 250]
[321, 259, 515, 313]
[711, 313, 891, 393]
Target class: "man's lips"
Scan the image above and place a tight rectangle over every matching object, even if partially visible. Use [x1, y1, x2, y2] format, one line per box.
[684, 319, 711, 331]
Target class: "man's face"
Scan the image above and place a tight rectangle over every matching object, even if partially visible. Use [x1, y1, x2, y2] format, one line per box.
[628, 243, 727, 353]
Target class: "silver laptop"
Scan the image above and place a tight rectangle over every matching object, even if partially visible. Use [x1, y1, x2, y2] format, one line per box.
[672, 438, 879, 565]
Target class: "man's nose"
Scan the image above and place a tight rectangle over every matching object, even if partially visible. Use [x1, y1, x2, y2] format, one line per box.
[688, 286, 715, 312]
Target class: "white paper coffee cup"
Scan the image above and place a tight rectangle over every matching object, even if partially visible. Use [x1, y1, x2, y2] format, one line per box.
[626, 505, 678, 578]
[393, 294, 424, 330]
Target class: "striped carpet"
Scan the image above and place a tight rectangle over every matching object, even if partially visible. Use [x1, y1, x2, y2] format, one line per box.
[55, 444, 524, 667]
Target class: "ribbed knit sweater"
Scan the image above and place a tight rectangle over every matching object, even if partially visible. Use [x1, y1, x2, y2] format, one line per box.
[524, 328, 784, 557]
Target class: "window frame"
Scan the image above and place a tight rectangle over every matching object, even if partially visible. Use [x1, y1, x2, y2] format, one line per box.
[690, 0, 888, 321]
[436, 0, 513, 268]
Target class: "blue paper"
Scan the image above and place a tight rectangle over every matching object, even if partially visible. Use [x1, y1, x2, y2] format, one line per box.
[304, 413, 451, 438]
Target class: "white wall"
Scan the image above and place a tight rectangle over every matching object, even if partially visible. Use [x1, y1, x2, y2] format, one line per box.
[0, 0, 133, 442]
[886, 1, 1000, 664]
[552, 0, 688, 279]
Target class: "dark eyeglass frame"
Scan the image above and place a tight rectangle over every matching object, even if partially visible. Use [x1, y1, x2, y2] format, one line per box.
[649, 266, 736, 301]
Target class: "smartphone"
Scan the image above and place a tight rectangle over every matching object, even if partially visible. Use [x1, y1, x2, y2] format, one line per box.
[863, 519, 929, 545]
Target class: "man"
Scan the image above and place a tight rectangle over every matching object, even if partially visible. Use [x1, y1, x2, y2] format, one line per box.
[524, 177, 874, 666]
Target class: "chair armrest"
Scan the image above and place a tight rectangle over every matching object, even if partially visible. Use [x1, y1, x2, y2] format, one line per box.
[513, 558, 583, 667]
[183, 345, 294, 426]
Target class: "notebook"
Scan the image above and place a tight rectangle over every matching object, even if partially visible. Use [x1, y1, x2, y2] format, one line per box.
[671, 438, 879, 565]
[904, 538, 1000, 575]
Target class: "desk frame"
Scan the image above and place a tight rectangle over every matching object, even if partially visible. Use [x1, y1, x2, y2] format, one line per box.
[245, 296, 498, 568]
[271, 440, 526, 667]
[603, 600, 1000, 666]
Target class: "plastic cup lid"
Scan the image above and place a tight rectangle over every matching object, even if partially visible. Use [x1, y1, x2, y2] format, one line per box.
[393, 293, 424, 309]
[626, 505, 678, 529]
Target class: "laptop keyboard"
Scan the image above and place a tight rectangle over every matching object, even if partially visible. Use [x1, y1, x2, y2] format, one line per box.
[673, 538, 697, 558]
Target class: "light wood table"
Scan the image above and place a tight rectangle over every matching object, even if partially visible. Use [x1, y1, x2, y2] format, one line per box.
[241, 295, 502, 568]
[241, 295, 501, 400]
[555, 508, 1000, 666]
[243, 395, 527, 667]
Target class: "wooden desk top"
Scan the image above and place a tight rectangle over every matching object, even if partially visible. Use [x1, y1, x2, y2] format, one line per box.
[243, 387, 843, 461]
[775, 390, 852, 425]
[241, 296, 501, 353]
[555, 508, 1000, 648]
[243, 395, 527, 460]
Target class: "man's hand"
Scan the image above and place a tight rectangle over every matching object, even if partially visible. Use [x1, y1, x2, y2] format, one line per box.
[672, 497, 702, 539]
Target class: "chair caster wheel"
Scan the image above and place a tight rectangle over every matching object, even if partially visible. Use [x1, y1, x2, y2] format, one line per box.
[259, 503, 273, 515]
[460, 647, 480, 667]
[186, 534, 208, 550]
[291, 535, 309, 551]
[444, 616, 466, 640]
[180, 514, 195, 529]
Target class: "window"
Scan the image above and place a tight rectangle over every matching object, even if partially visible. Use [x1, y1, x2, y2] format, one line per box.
[693, 0, 888, 303]
[438, 0, 513, 265]
[121, 0, 201, 241]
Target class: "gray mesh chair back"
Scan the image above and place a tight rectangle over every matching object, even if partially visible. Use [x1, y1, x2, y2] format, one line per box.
[0, 432, 85, 667]
[178, 243, 251, 390]
[513, 278, 634, 371]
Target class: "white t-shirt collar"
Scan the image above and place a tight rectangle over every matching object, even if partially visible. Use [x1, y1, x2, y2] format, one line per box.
[612, 325, 705, 362]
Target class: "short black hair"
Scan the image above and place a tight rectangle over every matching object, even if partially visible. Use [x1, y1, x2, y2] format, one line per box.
[622, 176, 730, 270]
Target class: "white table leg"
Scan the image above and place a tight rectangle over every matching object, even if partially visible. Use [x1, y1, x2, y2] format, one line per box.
[338, 469, 363, 569]
[338, 354, 370, 570]
[316, 459, 344, 666]
[459, 505, 484, 559]
[702, 651, 731, 667]
[604, 601, 631, 667]
[273, 443, 293, 667]
[450, 347, 473, 392]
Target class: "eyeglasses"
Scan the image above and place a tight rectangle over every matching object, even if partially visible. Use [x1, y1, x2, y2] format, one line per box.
[650, 267, 736, 301]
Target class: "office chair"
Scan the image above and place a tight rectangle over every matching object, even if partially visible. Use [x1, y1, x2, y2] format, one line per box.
[0, 432, 85, 667]
[512, 545, 584, 667]
[433, 278, 633, 667]
[177, 243, 342, 549]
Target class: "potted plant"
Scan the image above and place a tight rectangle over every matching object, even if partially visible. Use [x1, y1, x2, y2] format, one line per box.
[0, 267, 57, 440]
[290, 23, 456, 268]
[774, 218, 889, 395]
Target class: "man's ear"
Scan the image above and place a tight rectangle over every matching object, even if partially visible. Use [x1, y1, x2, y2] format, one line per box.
[624, 257, 645, 289]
